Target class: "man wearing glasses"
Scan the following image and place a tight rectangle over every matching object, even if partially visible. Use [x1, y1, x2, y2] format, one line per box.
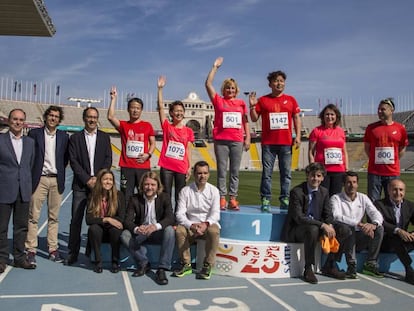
[363, 98, 408, 202]
[25, 106, 69, 267]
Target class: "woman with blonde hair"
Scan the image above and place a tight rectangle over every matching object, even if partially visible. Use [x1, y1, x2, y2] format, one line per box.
[86, 169, 125, 273]
[205, 57, 251, 211]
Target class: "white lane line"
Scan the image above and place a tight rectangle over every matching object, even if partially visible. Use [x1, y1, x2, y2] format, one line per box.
[143, 286, 248, 294]
[122, 271, 139, 311]
[37, 190, 73, 234]
[358, 274, 414, 299]
[270, 279, 360, 287]
[247, 278, 296, 311]
[0, 292, 117, 299]
[0, 265, 12, 283]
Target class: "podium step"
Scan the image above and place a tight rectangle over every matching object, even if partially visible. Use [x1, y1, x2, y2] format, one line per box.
[220, 205, 287, 241]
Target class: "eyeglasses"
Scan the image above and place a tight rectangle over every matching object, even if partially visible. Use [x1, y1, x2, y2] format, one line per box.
[380, 98, 395, 109]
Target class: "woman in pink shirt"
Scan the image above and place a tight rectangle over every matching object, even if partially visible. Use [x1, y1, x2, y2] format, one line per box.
[205, 57, 251, 210]
[157, 76, 194, 211]
[309, 104, 348, 196]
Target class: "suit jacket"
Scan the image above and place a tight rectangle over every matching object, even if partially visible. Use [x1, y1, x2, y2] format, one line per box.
[29, 127, 69, 194]
[0, 132, 35, 203]
[69, 129, 112, 191]
[85, 191, 126, 226]
[281, 182, 333, 242]
[375, 198, 414, 235]
[124, 192, 174, 233]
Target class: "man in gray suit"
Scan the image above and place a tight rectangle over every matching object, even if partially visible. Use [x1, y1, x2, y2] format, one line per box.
[0, 109, 36, 273]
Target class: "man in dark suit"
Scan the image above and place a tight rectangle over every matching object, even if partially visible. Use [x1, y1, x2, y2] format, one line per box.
[25, 106, 69, 266]
[0, 109, 36, 272]
[281, 162, 345, 284]
[65, 107, 112, 265]
[375, 179, 414, 285]
[121, 171, 175, 285]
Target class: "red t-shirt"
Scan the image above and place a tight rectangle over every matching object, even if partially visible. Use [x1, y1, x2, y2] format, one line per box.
[212, 93, 248, 142]
[255, 94, 301, 145]
[118, 120, 155, 169]
[309, 125, 346, 172]
[363, 121, 408, 176]
[158, 119, 194, 174]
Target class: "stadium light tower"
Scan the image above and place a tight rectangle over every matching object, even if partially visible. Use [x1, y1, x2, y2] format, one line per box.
[67, 97, 101, 108]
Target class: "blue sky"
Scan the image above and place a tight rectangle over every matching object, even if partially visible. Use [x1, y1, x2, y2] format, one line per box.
[1, 0, 414, 115]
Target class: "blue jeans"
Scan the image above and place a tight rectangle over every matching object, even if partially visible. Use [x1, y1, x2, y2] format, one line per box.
[120, 226, 175, 270]
[260, 144, 292, 201]
[367, 174, 398, 202]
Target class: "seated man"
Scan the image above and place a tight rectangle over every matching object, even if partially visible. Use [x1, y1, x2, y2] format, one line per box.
[330, 171, 384, 279]
[174, 161, 220, 280]
[121, 171, 175, 285]
[375, 179, 414, 285]
[281, 162, 345, 284]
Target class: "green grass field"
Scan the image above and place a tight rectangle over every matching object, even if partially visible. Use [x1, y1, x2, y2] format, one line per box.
[203, 170, 414, 205]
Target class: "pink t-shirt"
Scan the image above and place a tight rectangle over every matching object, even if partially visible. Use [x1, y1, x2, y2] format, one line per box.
[118, 120, 155, 169]
[212, 93, 248, 142]
[364, 121, 408, 176]
[158, 119, 194, 174]
[255, 94, 301, 145]
[309, 125, 347, 172]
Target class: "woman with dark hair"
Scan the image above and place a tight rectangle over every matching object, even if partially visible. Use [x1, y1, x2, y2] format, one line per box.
[205, 57, 251, 211]
[157, 76, 194, 210]
[308, 104, 348, 196]
[86, 169, 125, 273]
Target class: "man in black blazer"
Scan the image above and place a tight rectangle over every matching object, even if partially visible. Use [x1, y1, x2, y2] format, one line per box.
[25, 106, 69, 266]
[375, 179, 414, 285]
[121, 171, 175, 285]
[65, 107, 112, 265]
[281, 162, 345, 284]
[0, 109, 36, 272]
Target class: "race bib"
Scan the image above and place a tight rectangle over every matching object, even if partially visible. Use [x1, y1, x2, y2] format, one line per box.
[165, 141, 185, 160]
[269, 112, 288, 130]
[126, 140, 144, 158]
[223, 112, 242, 129]
[375, 147, 395, 164]
[324, 148, 343, 165]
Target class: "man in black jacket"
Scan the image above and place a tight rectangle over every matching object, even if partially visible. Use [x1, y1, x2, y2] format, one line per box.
[375, 179, 414, 285]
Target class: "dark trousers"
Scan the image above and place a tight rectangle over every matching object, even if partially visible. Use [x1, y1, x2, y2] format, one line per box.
[121, 167, 150, 206]
[160, 167, 186, 212]
[67, 190, 89, 258]
[293, 224, 321, 268]
[381, 234, 414, 270]
[0, 193, 30, 264]
[321, 172, 345, 197]
[87, 223, 122, 265]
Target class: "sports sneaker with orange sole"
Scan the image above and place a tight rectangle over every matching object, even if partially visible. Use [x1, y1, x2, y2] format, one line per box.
[228, 198, 240, 211]
[220, 197, 227, 210]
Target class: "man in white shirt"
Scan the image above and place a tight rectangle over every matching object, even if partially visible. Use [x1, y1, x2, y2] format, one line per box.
[330, 171, 384, 279]
[174, 161, 220, 280]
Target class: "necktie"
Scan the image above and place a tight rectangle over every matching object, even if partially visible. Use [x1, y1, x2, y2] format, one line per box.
[395, 204, 402, 227]
[308, 191, 317, 218]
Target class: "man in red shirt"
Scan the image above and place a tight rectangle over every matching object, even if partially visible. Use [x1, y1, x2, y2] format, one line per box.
[364, 98, 408, 201]
[250, 71, 301, 211]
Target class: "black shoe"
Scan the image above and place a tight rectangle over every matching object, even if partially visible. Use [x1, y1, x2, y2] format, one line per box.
[155, 268, 168, 285]
[345, 263, 357, 279]
[405, 270, 414, 285]
[64, 255, 78, 266]
[14, 260, 36, 270]
[0, 262, 6, 273]
[93, 264, 103, 274]
[321, 265, 346, 280]
[304, 267, 318, 284]
[132, 263, 150, 277]
[110, 263, 120, 273]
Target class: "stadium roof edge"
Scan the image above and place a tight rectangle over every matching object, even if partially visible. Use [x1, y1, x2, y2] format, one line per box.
[0, 0, 55, 37]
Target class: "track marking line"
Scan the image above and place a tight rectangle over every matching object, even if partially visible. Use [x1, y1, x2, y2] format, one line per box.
[247, 278, 296, 311]
[122, 271, 139, 311]
[0, 292, 117, 299]
[358, 274, 414, 299]
[270, 279, 360, 287]
[143, 286, 248, 294]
